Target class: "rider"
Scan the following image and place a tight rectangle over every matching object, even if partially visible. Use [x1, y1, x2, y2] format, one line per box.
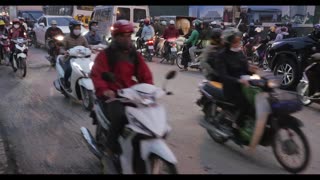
[8, 18, 27, 72]
[135, 19, 145, 49]
[181, 19, 202, 70]
[0, 20, 8, 62]
[4, 20, 11, 32]
[162, 20, 179, 57]
[61, 20, 89, 90]
[215, 28, 271, 153]
[18, 17, 28, 31]
[84, 20, 102, 45]
[141, 19, 155, 44]
[307, 24, 320, 98]
[90, 20, 153, 156]
[45, 20, 64, 61]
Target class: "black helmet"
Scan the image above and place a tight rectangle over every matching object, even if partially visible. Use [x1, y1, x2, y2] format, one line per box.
[210, 28, 222, 40]
[88, 20, 98, 31]
[69, 20, 81, 32]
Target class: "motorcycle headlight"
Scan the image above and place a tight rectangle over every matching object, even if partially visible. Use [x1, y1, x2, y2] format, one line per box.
[55, 35, 64, 41]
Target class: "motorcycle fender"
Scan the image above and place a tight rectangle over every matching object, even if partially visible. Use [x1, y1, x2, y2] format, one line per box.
[78, 78, 94, 91]
[17, 53, 26, 59]
[278, 115, 303, 128]
[140, 139, 177, 164]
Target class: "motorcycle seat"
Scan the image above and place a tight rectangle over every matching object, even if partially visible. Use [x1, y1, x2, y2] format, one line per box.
[203, 81, 235, 106]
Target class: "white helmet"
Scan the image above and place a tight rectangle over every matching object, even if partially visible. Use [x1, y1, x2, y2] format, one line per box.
[161, 21, 167, 26]
[169, 20, 175, 25]
[210, 21, 217, 25]
[255, 27, 262, 33]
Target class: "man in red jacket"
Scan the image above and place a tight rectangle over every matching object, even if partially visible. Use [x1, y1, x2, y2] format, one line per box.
[162, 20, 179, 57]
[91, 19, 153, 155]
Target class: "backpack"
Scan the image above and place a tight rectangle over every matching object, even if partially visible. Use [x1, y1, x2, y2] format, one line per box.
[104, 47, 140, 76]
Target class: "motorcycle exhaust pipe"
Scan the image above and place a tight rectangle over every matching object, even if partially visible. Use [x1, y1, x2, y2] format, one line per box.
[199, 118, 230, 139]
[80, 127, 103, 159]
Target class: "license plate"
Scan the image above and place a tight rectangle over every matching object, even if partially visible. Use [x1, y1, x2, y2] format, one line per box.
[171, 47, 177, 52]
[148, 46, 154, 49]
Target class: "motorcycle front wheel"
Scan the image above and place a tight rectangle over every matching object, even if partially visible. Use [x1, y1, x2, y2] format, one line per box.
[17, 58, 27, 78]
[272, 125, 310, 173]
[148, 154, 178, 174]
[176, 54, 183, 69]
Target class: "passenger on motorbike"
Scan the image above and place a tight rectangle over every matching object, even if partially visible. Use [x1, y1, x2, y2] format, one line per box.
[84, 20, 102, 46]
[135, 19, 145, 49]
[215, 28, 271, 153]
[8, 18, 27, 72]
[162, 20, 179, 57]
[61, 20, 89, 90]
[200, 28, 224, 82]
[18, 17, 28, 31]
[45, 20, 64, 61]
[90, 19, 153, 156]
[0, 20, 8, 62]
[4, 20, 11, 33]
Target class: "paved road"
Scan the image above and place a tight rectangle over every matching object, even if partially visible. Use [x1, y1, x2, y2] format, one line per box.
[0, 47, 320, 174]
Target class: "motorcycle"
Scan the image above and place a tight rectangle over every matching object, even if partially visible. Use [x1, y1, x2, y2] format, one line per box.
[81, 71, 178, 174]
[53, 46, 95, 111]
[11, 38, 29, 78]
[46, 35, 64, 66]
[137, 38, 154, 62]
[0, 35, 11, 66]
[160, 38, 178, 65]
[197, 73, 310, 173]
[27, 27, 35, 47]
[297, 53, 320, 106]
[176, 44, 203, 71]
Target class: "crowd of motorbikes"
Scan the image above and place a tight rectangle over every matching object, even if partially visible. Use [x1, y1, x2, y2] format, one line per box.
[2, 20, 318, 174]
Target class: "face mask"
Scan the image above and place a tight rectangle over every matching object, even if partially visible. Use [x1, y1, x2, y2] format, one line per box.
[73, 29, 81, 36]
[91, 26, 98, 32]
[14, 24, 20, 29]
[230, 47, 242, 52]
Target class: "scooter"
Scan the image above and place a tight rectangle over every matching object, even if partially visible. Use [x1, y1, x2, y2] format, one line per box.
[196, 73, 310, 174]
[137, 38, 154, 62]
[11, 38, 29, 78]
[46, 35, 64, 66]
[297, 53, 320, 106]
[0, 35, 11, 66]
[176, 44, 203, 71]
[160, 38, 178, 65]
[53, 46, 95, 111]
[81, 71, 178, 174]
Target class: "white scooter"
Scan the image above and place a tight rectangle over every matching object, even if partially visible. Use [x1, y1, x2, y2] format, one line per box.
[81, 71, 178, 174]
[11, 38, 29, 78]
[53, 46, 95, 110]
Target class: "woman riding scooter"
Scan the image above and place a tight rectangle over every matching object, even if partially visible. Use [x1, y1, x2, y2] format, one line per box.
[215, 28, 271, 153]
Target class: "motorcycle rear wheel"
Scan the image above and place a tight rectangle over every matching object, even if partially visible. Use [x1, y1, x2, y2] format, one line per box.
[149, 154, 178, 174]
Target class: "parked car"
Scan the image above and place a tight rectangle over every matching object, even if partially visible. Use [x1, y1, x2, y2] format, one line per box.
[32, 15, 88, 48]
[265, 35, 320, 90]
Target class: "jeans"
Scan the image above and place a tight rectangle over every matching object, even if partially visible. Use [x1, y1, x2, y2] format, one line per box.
[102, 100, 128, 154]
[64, 58, 72, 87]
[189, 45, 197, 63]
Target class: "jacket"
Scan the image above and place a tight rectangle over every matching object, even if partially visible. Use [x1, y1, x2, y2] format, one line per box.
[90, 45, 153, 98]
[185, 29, 200, 46]
[275, 32, 289, 42]
[141, 25, 155, 41]
[163, 25, 179, 40]
[200, 44, 223, 81]
[215, 48, 252, 100]
[8, 27, 27, 49]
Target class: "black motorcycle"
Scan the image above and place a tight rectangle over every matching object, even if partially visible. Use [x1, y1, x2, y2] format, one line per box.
[297, 53, 320, 106]
[197, 73, 310, 173]
[160, 39, 178, 65]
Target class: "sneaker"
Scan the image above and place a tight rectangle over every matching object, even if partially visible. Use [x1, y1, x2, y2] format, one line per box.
[13, 67, 17, 72]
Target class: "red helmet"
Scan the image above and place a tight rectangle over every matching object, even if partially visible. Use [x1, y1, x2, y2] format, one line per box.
[111, 20, 134, 37]
[144, 19, 150, 25]
[12, 18, 20, 24]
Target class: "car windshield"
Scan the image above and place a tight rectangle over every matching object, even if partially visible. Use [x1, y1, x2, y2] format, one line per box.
[48, 17, 73, 26]
[29, 12, 43, 20]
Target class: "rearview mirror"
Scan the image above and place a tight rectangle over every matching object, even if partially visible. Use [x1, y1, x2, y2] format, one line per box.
[165, 70, 177, 80]
[102, 72, 115, 82]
